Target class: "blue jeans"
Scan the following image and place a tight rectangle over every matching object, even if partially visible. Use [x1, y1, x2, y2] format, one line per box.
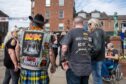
[102, 59, 118, 77]
[92, 61, 103, 84]
[3, 68, 20, 84]
[101, 60, 114, 77]
[66, 69, 89, 84]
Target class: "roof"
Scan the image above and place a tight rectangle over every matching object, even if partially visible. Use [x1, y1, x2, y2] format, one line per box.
[0, 10, 8, 17]
[108, 15, 126, 20]
[77, 10, 126, 20]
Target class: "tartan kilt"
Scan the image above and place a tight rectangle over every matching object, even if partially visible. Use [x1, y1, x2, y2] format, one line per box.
[18, 69, 49, 84]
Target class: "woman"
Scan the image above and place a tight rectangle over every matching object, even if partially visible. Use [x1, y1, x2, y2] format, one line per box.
[3, 28, 20, 84]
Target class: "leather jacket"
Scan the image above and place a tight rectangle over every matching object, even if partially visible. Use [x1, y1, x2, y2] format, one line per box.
[90, 28, 105, 61]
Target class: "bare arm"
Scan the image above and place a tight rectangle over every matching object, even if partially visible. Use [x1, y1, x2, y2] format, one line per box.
[15, 40, 20, 61]
[61, 45, 68, 61]
[49, 48, 56, 66]
[61, 45, 69, 71]
[8, 48, 18, 70]
[105, 54, 119, 60]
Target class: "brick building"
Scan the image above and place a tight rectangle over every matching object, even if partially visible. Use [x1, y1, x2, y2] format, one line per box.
[0, 10, 9, 45]
[31, 0, 75, 32]
[78, 10, 126, 35]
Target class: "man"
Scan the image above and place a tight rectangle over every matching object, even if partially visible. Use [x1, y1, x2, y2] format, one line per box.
[88, 18, 105, 84]
[61, 16, 92, 84]
[3, 28, 20, 84]
[19, 14, 56, 84]
[102, 43, 119, 81]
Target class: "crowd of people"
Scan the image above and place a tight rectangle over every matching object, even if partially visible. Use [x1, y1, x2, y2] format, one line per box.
[2, 14, 120, 84]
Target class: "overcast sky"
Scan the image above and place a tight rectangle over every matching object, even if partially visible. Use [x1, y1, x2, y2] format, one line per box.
[75, 0, 126, 15]
[0, 0, 126, 17]
[0, 0, 31, 17]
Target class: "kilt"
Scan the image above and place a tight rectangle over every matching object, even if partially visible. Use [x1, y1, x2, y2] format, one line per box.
[19, 69, 49, 84]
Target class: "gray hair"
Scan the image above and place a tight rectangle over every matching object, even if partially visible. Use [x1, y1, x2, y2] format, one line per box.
[74, 16, 84, 25]
[3, 27, 19, 45]
[88, 18, 102, 29]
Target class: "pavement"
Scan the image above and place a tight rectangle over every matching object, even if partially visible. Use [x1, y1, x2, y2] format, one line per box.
[0, 49, 126, 84]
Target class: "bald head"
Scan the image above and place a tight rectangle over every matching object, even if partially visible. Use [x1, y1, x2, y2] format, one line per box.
[73, 16, 84, 28]
[74, 16, 84, 25]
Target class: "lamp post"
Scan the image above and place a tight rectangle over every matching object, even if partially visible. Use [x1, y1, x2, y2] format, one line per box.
[113, 12, 118, 36]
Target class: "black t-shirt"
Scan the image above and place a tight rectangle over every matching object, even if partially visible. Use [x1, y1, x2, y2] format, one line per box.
[4, 38, 17, 69]
[106, 49, 119, 63]
[61, 28, 92, 76]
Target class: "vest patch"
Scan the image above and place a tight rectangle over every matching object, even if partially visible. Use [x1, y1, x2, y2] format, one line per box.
[20, 30, 51, 70]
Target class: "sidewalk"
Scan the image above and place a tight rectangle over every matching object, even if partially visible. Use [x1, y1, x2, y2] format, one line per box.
[0, 50, 126, 84]
[49, 67, 67, 84]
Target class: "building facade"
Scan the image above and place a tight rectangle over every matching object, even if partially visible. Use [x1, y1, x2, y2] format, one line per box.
[0, 10, 9, 45]
[78, 10, 126, 35]
[31, 0, 75, 32]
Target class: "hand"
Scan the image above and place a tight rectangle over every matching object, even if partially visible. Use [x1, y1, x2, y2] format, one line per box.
[14, 65, 19, 72]
[50, 65, 57, 73]
[18, 63, 21, 69]
[62, 61, 69, 71]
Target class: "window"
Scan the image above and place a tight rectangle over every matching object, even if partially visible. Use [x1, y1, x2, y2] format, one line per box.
[45, 23, 50, 31]
[59, 0, 64, 6]
[31, 1, 35, 8]
[45, 10, 50, 19]
[59, 23, 64, 31]
[46, 0, 51, 6]
[91, 13, 100, 18]
[59, 10, 64, 19]
[78, 13, 86, 18]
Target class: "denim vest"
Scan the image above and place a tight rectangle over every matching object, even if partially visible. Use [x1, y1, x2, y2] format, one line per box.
[20, 30, 51, 70]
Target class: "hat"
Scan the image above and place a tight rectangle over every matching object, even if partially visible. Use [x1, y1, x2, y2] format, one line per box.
[29, 14, 48, 25]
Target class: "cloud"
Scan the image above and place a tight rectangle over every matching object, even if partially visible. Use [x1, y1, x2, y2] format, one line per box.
[0, 0, 31, 17]
[75, 0, 126, 15]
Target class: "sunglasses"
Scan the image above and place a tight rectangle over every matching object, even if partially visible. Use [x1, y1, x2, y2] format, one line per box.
[88, 23, 91, 26]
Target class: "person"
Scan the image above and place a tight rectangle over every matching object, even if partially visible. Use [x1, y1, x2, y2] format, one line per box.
[3, 28, 20, 84]
[18, 14, 56, 84]
[61, 16, 93, 84]
[102, 43, 119, 81]
[88, 18, 105, 84]
[59, 31, 66, 66]
[51, 34, 59, 66]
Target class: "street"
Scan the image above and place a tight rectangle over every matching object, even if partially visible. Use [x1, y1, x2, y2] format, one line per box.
[0, 49, 126, 84]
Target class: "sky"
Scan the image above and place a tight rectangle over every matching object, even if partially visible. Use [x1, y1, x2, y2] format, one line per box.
[0, 0, 126, 17]
[75, 0, 126, 15]
[0, 0, 31, 17]
[0, 0, 126, 29]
